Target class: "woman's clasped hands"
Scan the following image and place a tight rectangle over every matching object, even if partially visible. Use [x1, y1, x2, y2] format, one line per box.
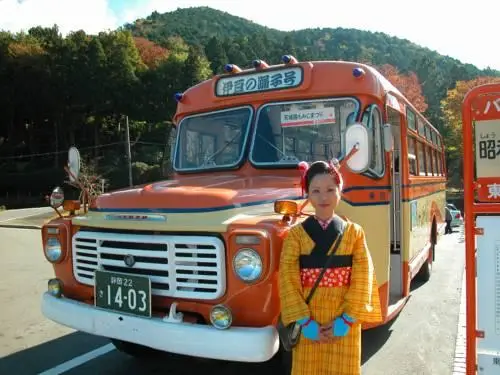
[298, 313, 354, 343]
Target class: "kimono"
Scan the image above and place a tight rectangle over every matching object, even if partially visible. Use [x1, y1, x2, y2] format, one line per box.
[278, 215, 383, 375]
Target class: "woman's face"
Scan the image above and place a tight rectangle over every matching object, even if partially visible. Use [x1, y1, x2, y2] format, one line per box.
[308, 173, 341, 218]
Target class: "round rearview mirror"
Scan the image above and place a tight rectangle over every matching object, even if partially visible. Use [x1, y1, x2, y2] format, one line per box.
[68, 147, 81, 182]
[50, 186, 64, 208]
[345, 123, 371, 173]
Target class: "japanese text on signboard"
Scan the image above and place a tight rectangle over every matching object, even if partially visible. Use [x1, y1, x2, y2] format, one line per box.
[215, 67, 302, 96]
[280, 108, 336, 127]
[475, 119, 500, 178]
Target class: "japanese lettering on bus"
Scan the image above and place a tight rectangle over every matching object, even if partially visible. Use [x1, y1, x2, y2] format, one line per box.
[215, 67, 303, 96]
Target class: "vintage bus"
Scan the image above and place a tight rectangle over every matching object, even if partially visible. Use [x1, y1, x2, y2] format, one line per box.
[39, 56, 446, 366]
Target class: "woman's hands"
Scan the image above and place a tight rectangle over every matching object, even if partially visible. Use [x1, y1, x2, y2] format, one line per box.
[299, 313, 355, 342]
[318, 313, 356, 343]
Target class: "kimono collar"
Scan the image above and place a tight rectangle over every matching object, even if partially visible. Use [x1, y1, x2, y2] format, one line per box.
[314, 215, 335, 230]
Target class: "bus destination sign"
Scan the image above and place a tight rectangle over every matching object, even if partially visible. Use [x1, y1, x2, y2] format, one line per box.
[215, 66, 303, 97]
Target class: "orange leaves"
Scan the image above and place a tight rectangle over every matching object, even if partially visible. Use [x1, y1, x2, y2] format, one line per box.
[377, 64, 428, 113]
[441, 76, 500, 147]
[133, 37, 169, 69]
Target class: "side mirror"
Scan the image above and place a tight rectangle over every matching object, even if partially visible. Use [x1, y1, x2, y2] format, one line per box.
[383, 123, 394, 152]
[49, 186, 64, 209]
[344, 123, 371, 173]
[68, 147, 81, 183]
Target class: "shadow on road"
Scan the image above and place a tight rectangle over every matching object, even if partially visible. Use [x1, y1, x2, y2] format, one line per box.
[0, 323, 395, 375]
[361, 312, 398, 365]
[0, 331, 108, 375]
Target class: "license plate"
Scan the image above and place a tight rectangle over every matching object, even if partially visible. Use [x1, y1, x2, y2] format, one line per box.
[94, 270, 152, 318]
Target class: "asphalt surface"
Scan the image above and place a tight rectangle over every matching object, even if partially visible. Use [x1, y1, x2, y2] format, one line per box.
[0, 216, 465, 375]
[0, 207, 55, 229]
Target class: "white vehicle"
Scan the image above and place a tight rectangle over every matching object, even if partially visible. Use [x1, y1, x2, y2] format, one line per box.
[447, 203, 463, 227]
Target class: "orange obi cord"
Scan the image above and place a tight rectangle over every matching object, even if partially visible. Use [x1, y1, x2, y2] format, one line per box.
[300, 266, 352, 288]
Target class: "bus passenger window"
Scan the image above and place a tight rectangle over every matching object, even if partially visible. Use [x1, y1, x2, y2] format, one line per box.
[407, 137, 417, 175]
[417, 141, 426, 176]
[425, 145, 433, 175]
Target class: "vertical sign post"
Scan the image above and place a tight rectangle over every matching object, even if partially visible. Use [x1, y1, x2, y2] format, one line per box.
[462, 83, 500, 374]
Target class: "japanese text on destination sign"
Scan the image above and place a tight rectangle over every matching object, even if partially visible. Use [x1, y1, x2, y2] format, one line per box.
[215, 67, 302, 96]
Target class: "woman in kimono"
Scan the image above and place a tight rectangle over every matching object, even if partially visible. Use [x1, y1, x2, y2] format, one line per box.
[278, 160, 383, 375]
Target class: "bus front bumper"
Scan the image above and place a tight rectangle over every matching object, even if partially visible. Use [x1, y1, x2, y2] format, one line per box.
[41, 292, 279, 362]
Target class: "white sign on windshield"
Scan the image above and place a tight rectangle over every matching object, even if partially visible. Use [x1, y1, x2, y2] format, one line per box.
[280, 108, 336, 127]
[215, 67, 302, 96]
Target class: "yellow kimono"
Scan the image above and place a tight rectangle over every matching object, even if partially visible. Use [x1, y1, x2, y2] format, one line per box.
[278, 216, 382, 375]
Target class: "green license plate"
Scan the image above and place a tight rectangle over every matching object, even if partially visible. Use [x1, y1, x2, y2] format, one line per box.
[94, 270, 152, 318]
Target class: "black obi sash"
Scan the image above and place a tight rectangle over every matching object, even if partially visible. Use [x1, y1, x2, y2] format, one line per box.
[299, 215, 353, 269]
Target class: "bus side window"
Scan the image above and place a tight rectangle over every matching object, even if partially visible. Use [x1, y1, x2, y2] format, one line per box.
[407, 137, 417, 175]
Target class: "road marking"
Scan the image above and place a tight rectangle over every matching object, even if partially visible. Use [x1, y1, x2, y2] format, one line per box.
[38, 343, 115, 375]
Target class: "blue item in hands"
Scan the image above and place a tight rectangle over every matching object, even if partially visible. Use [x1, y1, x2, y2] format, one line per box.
[297, 317, 320, 341]
[332, 313, 354, 337]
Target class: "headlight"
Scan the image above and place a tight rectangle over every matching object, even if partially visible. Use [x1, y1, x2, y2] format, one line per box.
[233, 248, 262, 282]
[210, 305, 232, 329]
[45, 237, 62, 262]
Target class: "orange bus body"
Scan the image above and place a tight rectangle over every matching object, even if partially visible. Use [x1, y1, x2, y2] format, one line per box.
[40, 58, 446, 363]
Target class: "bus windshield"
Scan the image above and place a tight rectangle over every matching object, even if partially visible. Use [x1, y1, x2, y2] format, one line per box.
[250, 98, 359, 166]
[174, 106, 252, 171]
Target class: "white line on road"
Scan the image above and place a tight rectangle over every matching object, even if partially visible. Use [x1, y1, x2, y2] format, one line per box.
[0, 208, 53, 223]
[38, 343, 115, 375]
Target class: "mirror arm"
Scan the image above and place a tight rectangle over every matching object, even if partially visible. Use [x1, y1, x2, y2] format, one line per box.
[341, 143, 360, 167]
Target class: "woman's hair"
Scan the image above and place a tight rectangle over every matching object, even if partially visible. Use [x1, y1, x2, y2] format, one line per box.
[304, 160, 343, 193]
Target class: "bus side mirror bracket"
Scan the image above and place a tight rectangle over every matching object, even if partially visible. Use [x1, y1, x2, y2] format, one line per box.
[345, 123, 371, 174]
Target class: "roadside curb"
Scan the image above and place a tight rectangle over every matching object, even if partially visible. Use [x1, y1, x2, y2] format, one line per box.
[452, 265, 467, 374]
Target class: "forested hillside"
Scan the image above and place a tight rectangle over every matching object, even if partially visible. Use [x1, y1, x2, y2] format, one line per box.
[1, 6, 499, 208]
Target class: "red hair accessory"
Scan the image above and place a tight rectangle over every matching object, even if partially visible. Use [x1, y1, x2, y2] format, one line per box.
[328, 159, 344, 191]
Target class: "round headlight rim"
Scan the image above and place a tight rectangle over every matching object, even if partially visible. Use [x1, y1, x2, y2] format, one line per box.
[232, 247, 263, 283]
[209, 304, 233, 330]
[44, 236, 63, 263]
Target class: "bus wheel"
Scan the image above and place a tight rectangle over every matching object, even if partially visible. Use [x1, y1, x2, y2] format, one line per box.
[269, 345, 292, 374]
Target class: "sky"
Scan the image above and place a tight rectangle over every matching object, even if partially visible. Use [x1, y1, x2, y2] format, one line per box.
[0, 0, 499, 71]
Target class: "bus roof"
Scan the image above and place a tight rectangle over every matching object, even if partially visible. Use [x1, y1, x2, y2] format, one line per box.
[173, 59, 439, 135]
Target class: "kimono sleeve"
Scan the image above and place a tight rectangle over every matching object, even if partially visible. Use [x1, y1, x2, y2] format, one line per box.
[342, 224, 383, 324]
[278, 226, 310, 326]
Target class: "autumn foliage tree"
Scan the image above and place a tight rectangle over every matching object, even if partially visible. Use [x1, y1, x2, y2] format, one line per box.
[441, 76, 500, 186]
[377, 64, 428, 113]
[133, 37, 169, 68]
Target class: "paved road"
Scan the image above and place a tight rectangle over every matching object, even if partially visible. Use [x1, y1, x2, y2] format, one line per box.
[0, 207, 54, 229]
[0, 225, 465, 375]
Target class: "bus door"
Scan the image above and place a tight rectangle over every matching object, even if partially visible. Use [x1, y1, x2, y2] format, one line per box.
[386, 97, 405, 303]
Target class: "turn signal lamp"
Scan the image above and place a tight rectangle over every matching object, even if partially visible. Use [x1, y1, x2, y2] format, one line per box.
[281, 55, 298, 64]
[353, 67, 366, 78]
[224, 64, 242, 73]
[174, 92, 184, 102]
[252, 59, 269, 69]
[274, 200, 299, 216]
[63, 200, 81, 213]
[48, 278, 63, 298]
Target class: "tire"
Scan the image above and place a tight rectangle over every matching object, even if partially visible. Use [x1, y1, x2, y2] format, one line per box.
[416, 246, 433, 282]
[269, 345, 292, 374]
[110, 339, 161, 358]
